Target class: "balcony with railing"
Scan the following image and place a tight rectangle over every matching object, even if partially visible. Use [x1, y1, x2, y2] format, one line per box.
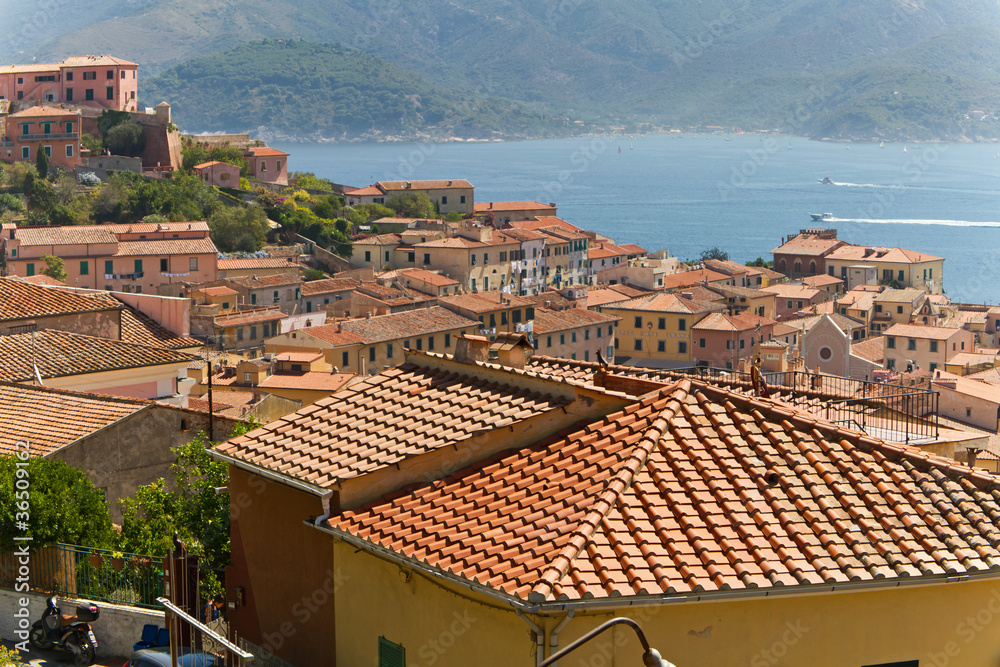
[17, 132, 79, 141]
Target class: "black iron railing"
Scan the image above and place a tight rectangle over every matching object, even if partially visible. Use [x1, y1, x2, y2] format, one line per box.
[665, 367, 939, 443]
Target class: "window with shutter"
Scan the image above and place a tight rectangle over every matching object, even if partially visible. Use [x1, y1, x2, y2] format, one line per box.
[378, 637, 405, 667]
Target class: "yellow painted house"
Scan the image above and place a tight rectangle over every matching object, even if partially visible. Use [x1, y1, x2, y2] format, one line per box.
[601, 292, 725, 366]
[213, 349, 1000, 667]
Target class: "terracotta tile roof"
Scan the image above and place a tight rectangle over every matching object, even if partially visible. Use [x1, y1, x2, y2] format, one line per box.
[215, 361, 571, 487]
[258, 371, 355, 392]
[327, 377, 1000, 602]
[301, 277, 361, 296]
[339, 307, 477, 343]
[771, 234, 845, 256]
[0, 381, 148, 456]
[224, 275, 303, 288]
[213, 308, 286, 327]
[875, 288, 926, 304]
[499, 228, 549, 242]
[660, 268, 731, 290]
[246, 146, 289, 157]
[761, 284, 823, 299]
[395, 269, 460, 287]
[13, 275, 66, 286]
[933, 371, 1000, 404]
[885, 324, 964, 340]
[298, 325, 367, 347]
[415, 236, 486, 249]
[14, 225, 117, 246]
[616, 244, 647, 255]
[186, 391, 267, 420]
[193, 161, 229, 169]
[801, 274, 844, 288]
[199, 286, 238, 297]
[217, 257, 300, 271]
[474, 201, 555, 213]
[275, 352, 324, 363]
[851, 336, 885, 363]
[377, 179, 473, 191]
[105, 222, 210, 235]
[439, 292, 531, 315]
[0, 278, 119, 322]
[604, 292, 725, 315]
[60, 55, 138, 67]
[114, 238, 218, 256]
[355, 233, 403, 246]
[0, 330, 197, 382]
[826, 245, 943, 264]
[8, 106, 79, 118]
[344, 185, 384, 196]
[691, 312, 775, 332]
[531, 306, 619, 334]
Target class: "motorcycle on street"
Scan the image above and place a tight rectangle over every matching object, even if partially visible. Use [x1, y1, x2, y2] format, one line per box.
[28, 596, 100, 666]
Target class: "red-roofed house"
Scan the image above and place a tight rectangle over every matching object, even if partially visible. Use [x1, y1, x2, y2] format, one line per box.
[691, 312, 775, 368]
[243, 145, 289, 186]
[213, 351, 1000, 667]
[474, 200, 556, 224]
[193, 160, 240, 188]
[0, 55, 139, 111]
[771, 228, 846, 278]
[2, 106, 82, 170]
[2, 221, 218, 293]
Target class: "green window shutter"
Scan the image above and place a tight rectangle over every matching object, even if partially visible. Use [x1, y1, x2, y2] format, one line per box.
[378, 637, 405, 667]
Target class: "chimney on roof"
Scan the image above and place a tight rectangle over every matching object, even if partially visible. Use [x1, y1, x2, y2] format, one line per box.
[406, 182, 412, 189]
[681, 292, 693, 299]
[453, 334, 490, 365]
[448, 180, 453, 186]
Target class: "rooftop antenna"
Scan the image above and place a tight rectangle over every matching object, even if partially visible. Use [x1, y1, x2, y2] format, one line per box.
[31, 328, 43, 386]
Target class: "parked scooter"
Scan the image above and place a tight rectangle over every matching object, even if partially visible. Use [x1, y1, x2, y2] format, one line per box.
[28, 596, 100, 666]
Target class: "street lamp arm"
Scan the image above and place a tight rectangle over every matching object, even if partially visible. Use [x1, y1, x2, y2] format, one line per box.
[538, 617, 672, 667]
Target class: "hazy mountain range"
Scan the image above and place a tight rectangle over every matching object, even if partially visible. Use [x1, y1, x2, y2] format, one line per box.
[6, 0, 1000, 141]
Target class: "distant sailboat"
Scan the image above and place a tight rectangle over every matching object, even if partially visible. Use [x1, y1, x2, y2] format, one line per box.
[618, 146, 622, 153]
[787, 140, 792, 150]
[879, 141, 885, 148]
[903, 144, 908, 152]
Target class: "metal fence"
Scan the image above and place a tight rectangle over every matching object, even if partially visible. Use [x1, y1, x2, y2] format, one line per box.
[0, 544, 164, 609]
[667, 367, 940, 443]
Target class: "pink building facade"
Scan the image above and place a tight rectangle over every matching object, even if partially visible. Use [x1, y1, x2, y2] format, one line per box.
[2, 221, 218, 293]
[0, 56, 138, 111]
[244, 146, 289, 186]
[193, 161, 241, 188]
[1, 106, 82, 170]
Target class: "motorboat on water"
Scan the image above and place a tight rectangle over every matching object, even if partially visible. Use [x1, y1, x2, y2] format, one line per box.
[818, 176, 834, 184]
[809, 212, 833, 221]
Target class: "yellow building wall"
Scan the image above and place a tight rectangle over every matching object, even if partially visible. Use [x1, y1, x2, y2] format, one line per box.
[604, 307, 706, 363]
[333, 541, 1000, 667]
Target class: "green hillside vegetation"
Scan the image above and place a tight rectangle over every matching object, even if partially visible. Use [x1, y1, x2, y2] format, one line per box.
[23, 0, 1000, 140]
[142, 40, 558, 138]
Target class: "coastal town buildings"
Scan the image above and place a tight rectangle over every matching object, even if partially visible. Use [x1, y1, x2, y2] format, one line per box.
[1, 221, 218, 293]
[0, 55, 139, 111]
[213, 346, 1000, 667]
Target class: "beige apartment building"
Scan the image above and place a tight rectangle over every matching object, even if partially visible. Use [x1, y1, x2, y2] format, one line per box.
[883, 323, 975, 373]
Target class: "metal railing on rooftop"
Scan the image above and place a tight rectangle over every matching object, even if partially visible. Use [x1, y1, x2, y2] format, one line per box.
[668, 366, 939, 443]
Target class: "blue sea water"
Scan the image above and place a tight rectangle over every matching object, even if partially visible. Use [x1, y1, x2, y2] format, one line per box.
[270, 134, 1000, 305]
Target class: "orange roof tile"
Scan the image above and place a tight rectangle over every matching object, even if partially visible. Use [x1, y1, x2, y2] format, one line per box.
[114, 238, 218, 256]
[218, 257, 300, 271]
[301, 277, 361, 296]
[326, 376, 1000, 602]
[603, 292, 725, 315]
[0, 381, 148, 456]
[214, 362, 572, 487]
[531, 306, 619, 334]
[258, 371, 355, 392]
[474, 201, 556, 213]
[0, 278, 120, 322]
[0, 330, 197, 382]
[885, 324, 965, 340]
[377, 179, 473, 191]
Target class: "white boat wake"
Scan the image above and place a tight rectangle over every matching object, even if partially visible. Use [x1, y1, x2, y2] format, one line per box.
[829, 217, 1000, 228]
[830, 182, 907, 189]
